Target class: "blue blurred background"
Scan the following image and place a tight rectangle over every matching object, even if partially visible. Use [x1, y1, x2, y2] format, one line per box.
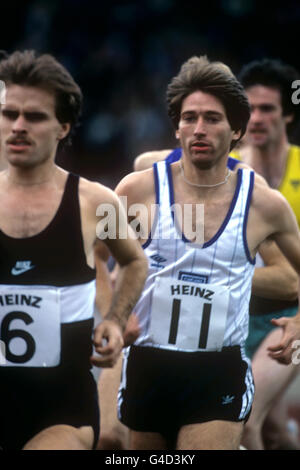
[1, 0, 299, 187]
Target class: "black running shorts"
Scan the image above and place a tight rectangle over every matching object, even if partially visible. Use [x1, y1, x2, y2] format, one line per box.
[119, 345, 254, 439]
[0, 367, 99, 450]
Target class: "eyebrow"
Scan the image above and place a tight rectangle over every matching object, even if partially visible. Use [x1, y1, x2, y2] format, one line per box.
[24, 111, 49, 117]
[205, 110, 223, 117]
[2, 108, 49, 117]
[181, 110, 224, 117]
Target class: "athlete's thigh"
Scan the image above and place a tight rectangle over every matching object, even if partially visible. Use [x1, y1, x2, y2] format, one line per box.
[177, 420, 244, 450]
[23, 425, 94, 450]
[130, 430, 168, 450]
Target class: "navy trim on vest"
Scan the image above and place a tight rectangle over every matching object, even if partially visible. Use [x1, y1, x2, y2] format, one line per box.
[166, 163, 242, 247]
[142, 163, 160, 249]
[165, 148, 238, 170]
[166, 160, 187, 242]
[166, 160, 175, 207]
[165, 147, 182, 164]
[202, 169, 242, 248]
[153, 162, 160, 206]
[243, 170, 256, 265]
[227, 156, 239, 170]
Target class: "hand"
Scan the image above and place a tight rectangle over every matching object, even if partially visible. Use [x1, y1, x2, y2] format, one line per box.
[267, 315, 300, 365]
[123, 313, 140, 347]
[90, 319, 124, 368]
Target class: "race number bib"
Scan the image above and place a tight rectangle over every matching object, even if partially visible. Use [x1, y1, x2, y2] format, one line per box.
[0, 286, 61, 367]
[149, 277, 230, 351]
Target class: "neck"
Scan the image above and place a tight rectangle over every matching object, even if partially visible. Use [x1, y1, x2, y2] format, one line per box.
[253, 135, 289, 162]
[5, 163, 58, 187]
[178, 157, 231, 193]
[241, 135, 290, 187]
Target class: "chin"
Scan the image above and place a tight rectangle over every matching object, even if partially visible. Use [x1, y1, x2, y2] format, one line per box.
[191, 153, 218, 170]
[249, 137, 268, 148]
[8, 157, 34, 169]
[254, 141, 269, 151]
[194, 161, 215, 170]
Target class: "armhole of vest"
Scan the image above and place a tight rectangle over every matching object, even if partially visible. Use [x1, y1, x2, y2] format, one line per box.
[142, 163, 159, 249]
[243, 170, 256, 265]
[73, 174, 96, 274]
[166, 160, 175, 207]
[153, 162, 160, 205]
[65, 172, 79, 198]
[67, 173, 80, 219]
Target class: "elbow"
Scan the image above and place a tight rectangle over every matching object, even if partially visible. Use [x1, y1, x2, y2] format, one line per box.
[129, 251, 148, 282]
[285, 275, 299, 301]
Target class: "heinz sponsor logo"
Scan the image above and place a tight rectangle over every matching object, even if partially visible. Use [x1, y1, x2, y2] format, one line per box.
[170, 284, 214, 301]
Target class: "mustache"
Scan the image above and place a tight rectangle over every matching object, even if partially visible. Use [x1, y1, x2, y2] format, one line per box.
[7, 136, 33, 145]
[248, 127, 267, 132]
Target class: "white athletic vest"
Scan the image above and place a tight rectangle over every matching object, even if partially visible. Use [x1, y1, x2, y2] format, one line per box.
[134, 161, 256, 351]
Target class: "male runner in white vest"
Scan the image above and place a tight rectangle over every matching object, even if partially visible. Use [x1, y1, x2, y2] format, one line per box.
[115, 56, 300, 450]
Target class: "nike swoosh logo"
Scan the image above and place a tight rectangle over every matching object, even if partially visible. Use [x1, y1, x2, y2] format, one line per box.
[11, 266, 35, 276]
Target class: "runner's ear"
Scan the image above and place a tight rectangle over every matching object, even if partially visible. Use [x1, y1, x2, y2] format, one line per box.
[58, 123, 71, 141]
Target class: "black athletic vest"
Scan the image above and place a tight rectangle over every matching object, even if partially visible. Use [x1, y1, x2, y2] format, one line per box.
[0, 173, 96, 374]
[0, 173, 96, 286]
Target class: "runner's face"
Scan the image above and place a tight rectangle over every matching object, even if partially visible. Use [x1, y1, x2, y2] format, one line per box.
[0, 85, 70, 168]
[176, 90, 240, 169]
[245, 85, 291, 149]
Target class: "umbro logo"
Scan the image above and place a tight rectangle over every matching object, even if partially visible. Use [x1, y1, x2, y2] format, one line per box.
[221, 395, 235, 405]
[150, 254, 167, 268]
[11, 261, 35, 276]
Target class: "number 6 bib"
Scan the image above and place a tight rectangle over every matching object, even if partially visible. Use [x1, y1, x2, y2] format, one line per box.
[149, 277, 230, 351]
[0, 286, 61, 367]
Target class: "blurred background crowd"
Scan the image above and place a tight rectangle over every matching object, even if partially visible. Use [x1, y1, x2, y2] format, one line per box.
[1, 0, 299, 187]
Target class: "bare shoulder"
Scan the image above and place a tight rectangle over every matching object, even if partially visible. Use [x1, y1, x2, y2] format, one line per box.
[116, 168, 155, 197]
[235, 161, 251, 171]
[251, 178, 291, 220]
[235, 145, 252, 164]
[235, 163, 268, 186]
[133, 149, 172, 171]
[253, 172, 268, 187]
[79, 176, 119, 210]
[115, 168, 155, 204]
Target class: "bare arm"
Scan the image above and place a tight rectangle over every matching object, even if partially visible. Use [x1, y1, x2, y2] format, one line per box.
[94, 154, 160, 349]
[93, 168, 154, 354]
[94, 240, 113, 316]
[98, 196, 148, 331]
[94, 242, 141, 347]
[254, 189, 300, 364]
[86, 185, 148, 368]
[252, 239, 298, 300]
[236, 165, 297, 300]
[133, 150, 172, 171]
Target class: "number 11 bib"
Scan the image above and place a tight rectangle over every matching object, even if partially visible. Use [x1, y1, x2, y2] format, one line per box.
[149, 277, 230, 351]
